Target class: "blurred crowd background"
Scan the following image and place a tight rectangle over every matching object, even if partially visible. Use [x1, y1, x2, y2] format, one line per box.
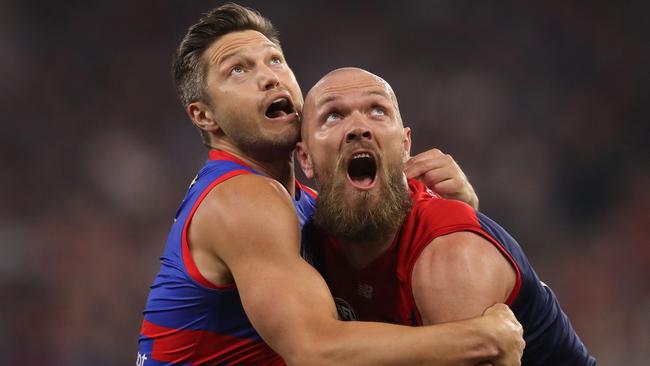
[1, 1, 648, 365]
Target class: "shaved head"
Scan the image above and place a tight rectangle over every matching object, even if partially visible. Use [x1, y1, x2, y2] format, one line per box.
[295, 67, 412, 244]
[306, 67, 399, 106]
[301, 67, 402, 142]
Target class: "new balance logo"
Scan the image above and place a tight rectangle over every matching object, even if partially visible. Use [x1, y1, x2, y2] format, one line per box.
[357, 282, 373, 299]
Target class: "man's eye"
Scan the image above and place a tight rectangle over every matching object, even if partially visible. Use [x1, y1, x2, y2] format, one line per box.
[230, 66, 244, 76]
[325, 113, 342, 122]
[371, 107, 385, 116]
[270, 57, 282, 65]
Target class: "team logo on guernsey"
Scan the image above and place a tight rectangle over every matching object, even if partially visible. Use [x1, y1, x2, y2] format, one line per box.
[188, 174, 199, 189]
[357, 281, 373, 299]
[335, 297, 358, 321]
[135, 352, 148, 366]
[425, 187, 440, 198]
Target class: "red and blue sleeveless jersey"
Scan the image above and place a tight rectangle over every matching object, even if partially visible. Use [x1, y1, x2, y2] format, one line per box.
[319, 179, 596, 366]
[137, 150, 317, 366]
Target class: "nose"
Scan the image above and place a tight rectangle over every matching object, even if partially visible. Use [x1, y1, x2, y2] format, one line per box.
[345, 126, 372, 143]
[345, 111, 373, 143]
[257, 65, 280, 91]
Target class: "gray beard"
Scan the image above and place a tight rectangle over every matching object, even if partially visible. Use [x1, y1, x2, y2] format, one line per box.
[313, 159, 412, 244]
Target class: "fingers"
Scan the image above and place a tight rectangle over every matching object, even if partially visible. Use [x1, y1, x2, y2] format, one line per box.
[416, 168, 470, 201]
[415, 166, 456, 189]
[406, 159, 461, 186]
[405, 149, 479, 208]
[493, 304, 525, 356]
[484, 303, 522, 333]
[404, 150, 464, 188]
[484, 304, 524, 366]
[404, 149, 452, 179]
[430, 175, 465, 196]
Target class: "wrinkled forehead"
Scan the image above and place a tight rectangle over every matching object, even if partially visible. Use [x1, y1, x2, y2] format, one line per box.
[309, 70, 394, 106]
[302, 70, 399, 133]
[204, 29, 280, 67]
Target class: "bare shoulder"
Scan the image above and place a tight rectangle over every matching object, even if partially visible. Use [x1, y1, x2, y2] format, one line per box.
[414, 231, 515, 285]
[411, 231, 517, 323]
[192, 173, 301, 260]
[419, 231, 503, 268]
[209, 173, 293, 206]
[198, 174, 295, 224]
[413, 231, 508, 291]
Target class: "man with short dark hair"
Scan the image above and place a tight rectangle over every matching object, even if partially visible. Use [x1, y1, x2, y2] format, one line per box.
[296, 67, 596, 366]
[138, 4, 524, 365]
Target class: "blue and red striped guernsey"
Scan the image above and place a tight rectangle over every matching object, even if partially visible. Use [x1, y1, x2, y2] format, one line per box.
[138, 150, 317, 366]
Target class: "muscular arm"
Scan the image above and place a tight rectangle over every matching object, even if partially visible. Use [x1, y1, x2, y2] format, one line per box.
[191, 175, 521, 366]
[411, 231, 517, 324]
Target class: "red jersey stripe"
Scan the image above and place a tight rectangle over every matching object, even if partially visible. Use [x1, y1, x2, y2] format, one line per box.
[181, 169, 252, 290]
[141, 319, 284, 365]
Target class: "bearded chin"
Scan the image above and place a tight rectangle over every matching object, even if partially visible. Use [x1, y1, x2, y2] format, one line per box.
[233, 127, 299, 156]
[313, 160, 413, 244]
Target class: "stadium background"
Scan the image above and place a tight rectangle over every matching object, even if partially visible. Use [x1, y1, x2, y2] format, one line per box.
[1, 1, 648, 365]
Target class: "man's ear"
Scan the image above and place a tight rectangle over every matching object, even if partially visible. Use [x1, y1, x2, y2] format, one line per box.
[295, 141, 314, 179]
[402, 127, 412, 161]
[187, 101, 220, 134]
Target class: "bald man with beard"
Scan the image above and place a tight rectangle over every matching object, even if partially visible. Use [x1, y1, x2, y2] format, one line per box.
[296, 67, 596, 366]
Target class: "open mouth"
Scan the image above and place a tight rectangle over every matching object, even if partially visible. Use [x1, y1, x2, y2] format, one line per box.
[346, 152, 378, 190]
[265, 97, 295, 119]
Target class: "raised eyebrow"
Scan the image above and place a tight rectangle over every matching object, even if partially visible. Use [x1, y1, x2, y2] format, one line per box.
[308, 99, 335, 123]
[215, 53, 247, 74]
[216, 44, 282, 67]
[268, 46, 285, 57]
[316, 94, 342, 108]
[315, 90, 389, 114]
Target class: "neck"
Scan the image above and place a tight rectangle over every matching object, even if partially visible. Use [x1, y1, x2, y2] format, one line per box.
[209, 138, 296, 197]
[339, 232, 398, 270]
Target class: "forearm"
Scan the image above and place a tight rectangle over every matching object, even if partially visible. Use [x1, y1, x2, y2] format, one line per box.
[288, 316, 497, 366]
